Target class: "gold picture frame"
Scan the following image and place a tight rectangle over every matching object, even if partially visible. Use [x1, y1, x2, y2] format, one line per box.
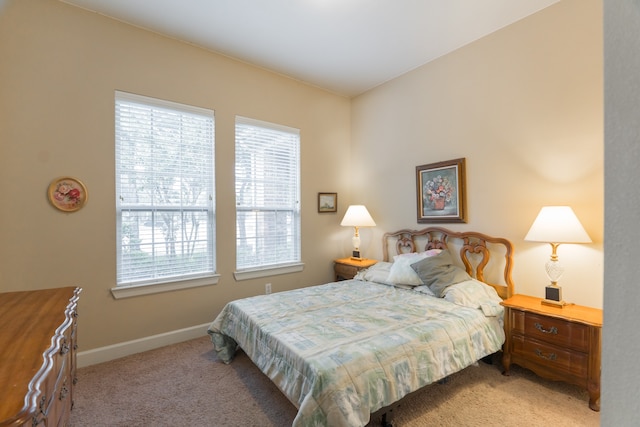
[416, 158, 466, 223]
[48, 176, 88, 212]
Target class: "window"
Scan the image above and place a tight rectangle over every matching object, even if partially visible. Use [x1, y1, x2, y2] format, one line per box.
[115, 91, 215, 291]
[235, 116, 301, 275]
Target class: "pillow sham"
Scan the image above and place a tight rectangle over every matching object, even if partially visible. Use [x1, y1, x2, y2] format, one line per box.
[354, 261, 393, 285]
[410, 249, 471, 297]
[387, 249, 442, 286]
[443, 279, 503, 317]
[354, 262, 417, 289]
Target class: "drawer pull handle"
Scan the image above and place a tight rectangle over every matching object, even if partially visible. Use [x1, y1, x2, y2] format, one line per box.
[534, 322, 558, 335]
[535, 348, 557, 361]
[59, 385, 69, 401]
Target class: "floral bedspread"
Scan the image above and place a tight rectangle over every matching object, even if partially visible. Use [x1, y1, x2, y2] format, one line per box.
[207, 280, 504, 427]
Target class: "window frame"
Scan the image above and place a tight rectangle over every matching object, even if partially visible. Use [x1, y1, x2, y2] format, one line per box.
[234, 116, 303, 280]
[112, 91, 218, 298]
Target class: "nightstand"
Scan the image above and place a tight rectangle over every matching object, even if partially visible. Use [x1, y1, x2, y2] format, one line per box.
[334, 257, 377, 281]
[501, 294, 602, 411]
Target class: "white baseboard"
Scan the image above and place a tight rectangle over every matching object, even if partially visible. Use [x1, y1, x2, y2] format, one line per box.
[77, 323, 211, 368]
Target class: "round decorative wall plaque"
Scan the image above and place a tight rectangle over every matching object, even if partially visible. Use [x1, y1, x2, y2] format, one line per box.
[48, 176, 88, 212]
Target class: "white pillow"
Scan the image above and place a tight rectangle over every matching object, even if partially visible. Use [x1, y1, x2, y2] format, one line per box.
[354, 261, 393, 284]
[387, 249, 441, 286]
[443, 279, 503, 316]
[355, 262, 428, 290]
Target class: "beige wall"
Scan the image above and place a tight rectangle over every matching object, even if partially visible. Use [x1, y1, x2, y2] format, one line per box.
[0, 0, 352, 350]
[351, 0, 603, 308]
[0, 0, 603, 355]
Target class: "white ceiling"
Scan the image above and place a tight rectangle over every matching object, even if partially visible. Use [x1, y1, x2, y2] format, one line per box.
[60, 0, 559, 97]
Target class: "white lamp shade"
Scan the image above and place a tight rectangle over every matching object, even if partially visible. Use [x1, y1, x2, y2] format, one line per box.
[524, 206, 592, 243]
[340, 205, 376, 227]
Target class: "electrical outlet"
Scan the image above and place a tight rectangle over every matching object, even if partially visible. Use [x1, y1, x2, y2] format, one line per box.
[265, 283, 272, 294]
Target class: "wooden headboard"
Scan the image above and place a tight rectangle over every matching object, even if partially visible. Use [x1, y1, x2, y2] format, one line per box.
[382, 227, 514, 299]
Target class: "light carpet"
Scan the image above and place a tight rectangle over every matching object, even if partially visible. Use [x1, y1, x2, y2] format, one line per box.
[69, 336, 599, 426]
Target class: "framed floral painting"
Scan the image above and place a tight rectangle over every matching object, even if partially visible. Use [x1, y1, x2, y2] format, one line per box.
[48, 177, 88, 212]
[416, 158, 466, 223]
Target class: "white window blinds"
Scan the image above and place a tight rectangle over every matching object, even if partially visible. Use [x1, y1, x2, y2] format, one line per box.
[235, 116, 301, 270]
[115, 91, 215, 286]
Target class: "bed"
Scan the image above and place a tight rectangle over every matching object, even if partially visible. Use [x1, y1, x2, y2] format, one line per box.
[207, 227, 514, 426]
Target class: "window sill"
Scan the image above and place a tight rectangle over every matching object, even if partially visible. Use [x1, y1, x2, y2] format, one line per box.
[234, 263, 304, 281]
[111, 275, 220, 299]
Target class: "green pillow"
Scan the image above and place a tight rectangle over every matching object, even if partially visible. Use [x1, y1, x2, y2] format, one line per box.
[410, 250, 472, 297]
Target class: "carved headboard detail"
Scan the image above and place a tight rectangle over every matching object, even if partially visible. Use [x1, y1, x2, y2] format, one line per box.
[382, 227, 514, 299]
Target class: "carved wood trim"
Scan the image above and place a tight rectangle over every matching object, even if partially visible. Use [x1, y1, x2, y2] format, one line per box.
[382, 227, 514, 299]
[0, 287, 81, 427]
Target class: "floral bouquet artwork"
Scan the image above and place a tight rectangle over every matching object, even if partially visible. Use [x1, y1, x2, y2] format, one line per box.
[416, 158, 466, 223]
[423, 175, 454, 211]
[48, 177, 88, 212]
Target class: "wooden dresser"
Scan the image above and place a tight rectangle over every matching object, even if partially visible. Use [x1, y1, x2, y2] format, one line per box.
[501, 294, 602, 411]
[0, 287, 81, 426]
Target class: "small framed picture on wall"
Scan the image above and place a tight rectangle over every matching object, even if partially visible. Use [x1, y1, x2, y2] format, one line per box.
[318, 192, 337, 213]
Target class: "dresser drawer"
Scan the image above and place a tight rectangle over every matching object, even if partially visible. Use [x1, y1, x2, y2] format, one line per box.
[511, 335, 588, 378]
[501, 295, 602, 411]
[334, 263, 358, 280]
[510, 310, 589, 352]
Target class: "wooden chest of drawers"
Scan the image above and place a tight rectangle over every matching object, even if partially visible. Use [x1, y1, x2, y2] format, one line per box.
[0, 287, 81, 426]
[334, 258, 377, 281]
[501, 294, 602, 411]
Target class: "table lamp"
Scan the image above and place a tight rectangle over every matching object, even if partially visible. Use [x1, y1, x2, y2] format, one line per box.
[340, 205, 376, 260]
[524, 206, 591, 306]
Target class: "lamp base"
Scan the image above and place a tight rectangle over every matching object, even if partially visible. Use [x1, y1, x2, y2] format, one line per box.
[545, 284, 562, 301]
[541, 299, 567, 307]
[351, 250, 361, 259]
[542, 284, 566, 307]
